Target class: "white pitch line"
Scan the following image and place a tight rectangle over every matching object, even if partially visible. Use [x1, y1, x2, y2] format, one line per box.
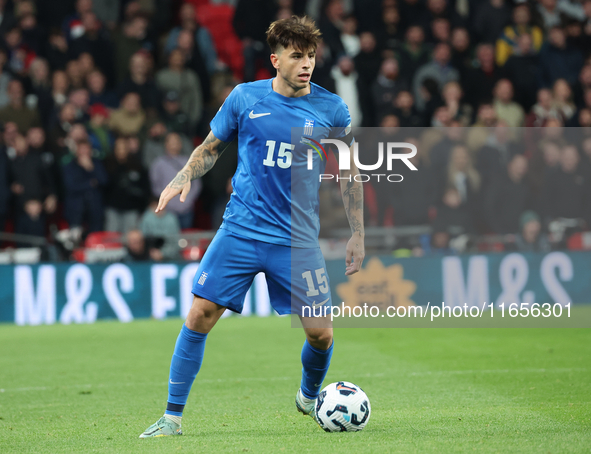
[0, 368, 585, 394]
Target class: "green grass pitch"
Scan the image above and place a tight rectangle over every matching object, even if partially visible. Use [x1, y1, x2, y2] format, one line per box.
[0, 317, 589, 453]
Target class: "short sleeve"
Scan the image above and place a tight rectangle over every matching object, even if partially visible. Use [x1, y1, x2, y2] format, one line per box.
[331, 99, 353, 146]
[210, 85, 241, 142]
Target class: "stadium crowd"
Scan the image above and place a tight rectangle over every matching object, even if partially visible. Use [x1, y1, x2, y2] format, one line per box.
[0, 0, 590, 260]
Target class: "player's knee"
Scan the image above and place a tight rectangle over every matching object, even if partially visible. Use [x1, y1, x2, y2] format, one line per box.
[307, 329, 333, 350]
[186, 297, 222, 333]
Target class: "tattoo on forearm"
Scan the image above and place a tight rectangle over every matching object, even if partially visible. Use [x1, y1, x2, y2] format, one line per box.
[169, 133, 227, 189]
[342, 178, 364, 235]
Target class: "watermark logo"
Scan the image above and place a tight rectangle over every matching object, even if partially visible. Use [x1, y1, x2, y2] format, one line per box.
[302, 138, 418, 182]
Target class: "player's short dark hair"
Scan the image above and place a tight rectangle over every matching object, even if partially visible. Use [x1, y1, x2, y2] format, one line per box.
[266, 15, 321, 54]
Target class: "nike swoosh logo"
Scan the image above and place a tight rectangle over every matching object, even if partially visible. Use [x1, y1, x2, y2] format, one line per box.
[170, 380, 185, 384]
[314, 383, 321, 387]
[249, 110, 271, 119]
[311, 298, 330, 308]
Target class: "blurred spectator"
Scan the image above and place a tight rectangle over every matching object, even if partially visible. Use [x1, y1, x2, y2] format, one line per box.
[142, 121, 193, 170]
[4, 26, 36, 78]
[0, 49, 12, 105]
[429, 123, 464, 168]
[164, 3, 218, 75]
[582, 0, 591, 55]
[340, 14, 361, 57]
[27, 127, 52, 164]
[419, 78, 444, 121]
[175, 28, 211, 104]
[552, 79, 577, 123]
[393, 90, 423, 127]
[140, 197, 181, 261]
[433, 18, 452, 46]
[156, 49, 202, 129]
[485, 154, 532, 233]
[3, 121, 18, 152]
[432, 186, 474, 235]
[0, 79, 41, 132]
[331, 56, 362, 126]
[62, 140, 108, 233]
[377, 7, 402, 53]
[93, 0, 119, 29]
[536, 0, 586, 31]
[464, 44, 500, 110]
[496, 4, 543, 67]
[539, 26, 583, 87]
[160, 91, 190, 136]
[515, 210, 551, 252]
[372, 58, 408, 121]
[310, 40, 336, 95]
[501, 34, 540, 111]
[66, 59, 85, 90]
[318, 0, 346, 59]
[69, 11, 115, 86]
[353, 32, 381, 125]
[473, 0, 511, 44]
[493, 79, 525, 127]
[45, 28, 69, 71]
[50, 70, 70, 113]
[9, 134, 56, 239]
[0, 145, 8, 231]
[109, 92, 146, 137]
[392, 137, 436, 226]
[413, 43, 460, 112]
[437, 145, 481, 222]
[573, 64, 591, 109]
[48, 103, 77, 156]
[68, 88, 90, 123]
[87, 103, 114, 159]
[0, 47, 10, 109]
[124, 228, 150, 261]
[531, 88, 560, 126]
[398, 26, 430, 85]
[87, 70, 118, 108]
[113, 14, 151, 84]
[118, 52, 160, 113]
[62, 0, 93, 42]
[476, 123, 521, 192]
[149, 132, 201, 229]
[580, 136, 591, 180]
[27, 58, 53, 129]
[540, 144, 590, 224]
[441, 81, 472, 126]
[104, 138, 150, 233]
[450, 27, 472, 80]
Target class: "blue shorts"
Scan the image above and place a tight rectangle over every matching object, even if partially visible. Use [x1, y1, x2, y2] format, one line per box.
[191, 227, 332, 315]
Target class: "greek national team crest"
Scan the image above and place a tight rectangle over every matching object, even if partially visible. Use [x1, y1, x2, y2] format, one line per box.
[304, 119, 314, 136]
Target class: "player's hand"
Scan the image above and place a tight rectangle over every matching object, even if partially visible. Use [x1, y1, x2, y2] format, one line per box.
[345, 232, 365, 276]
[155, 180, 191, 213]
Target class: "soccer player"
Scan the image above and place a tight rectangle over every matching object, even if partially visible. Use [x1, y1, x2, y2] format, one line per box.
[140, 16, 365, 438]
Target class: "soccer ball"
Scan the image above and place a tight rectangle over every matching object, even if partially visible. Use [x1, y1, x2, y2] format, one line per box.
[315, 381, 371, 432]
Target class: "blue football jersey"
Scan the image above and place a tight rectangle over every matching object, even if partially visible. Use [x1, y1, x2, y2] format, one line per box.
[210, 78, 352, 248]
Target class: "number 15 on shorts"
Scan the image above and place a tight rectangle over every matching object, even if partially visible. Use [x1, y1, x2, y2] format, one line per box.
[302, 268, 329, 297]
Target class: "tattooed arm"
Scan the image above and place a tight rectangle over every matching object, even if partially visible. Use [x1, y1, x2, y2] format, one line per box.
[340, 141, 365, 275]
[155, 131, 229, 212]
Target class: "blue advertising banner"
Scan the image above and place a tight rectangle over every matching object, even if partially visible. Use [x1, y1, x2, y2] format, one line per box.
[1, 251, 590, 325]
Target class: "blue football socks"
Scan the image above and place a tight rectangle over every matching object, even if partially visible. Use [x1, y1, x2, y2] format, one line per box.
[165, 324, 208, 416]
[300, 339, 333, 399]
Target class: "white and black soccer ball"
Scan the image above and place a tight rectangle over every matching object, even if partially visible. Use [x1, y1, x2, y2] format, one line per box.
[315, 381, 371, 432]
